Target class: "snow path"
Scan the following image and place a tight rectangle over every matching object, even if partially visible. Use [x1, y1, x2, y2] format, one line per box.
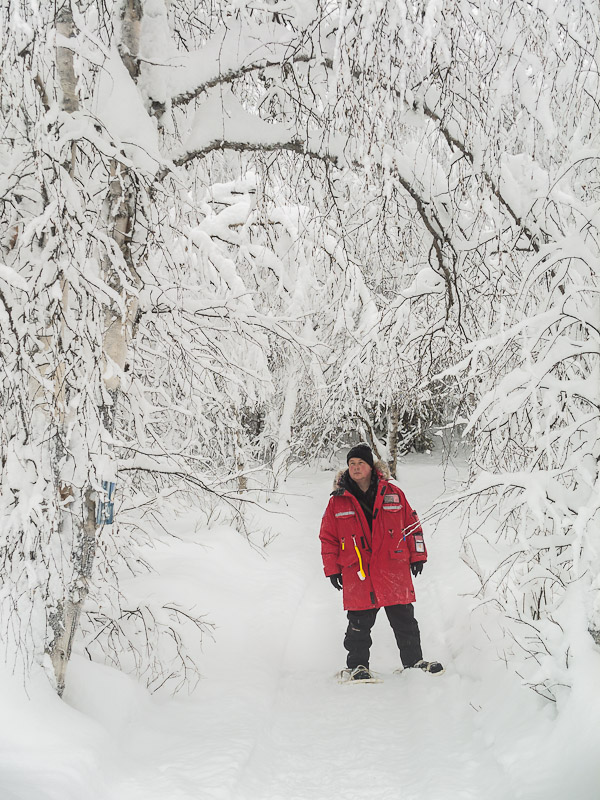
[57, 455, 597, 800]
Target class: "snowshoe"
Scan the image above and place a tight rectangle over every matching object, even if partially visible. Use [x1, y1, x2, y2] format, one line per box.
[338, 665, 383, 684]
[408, 659, 445, 675]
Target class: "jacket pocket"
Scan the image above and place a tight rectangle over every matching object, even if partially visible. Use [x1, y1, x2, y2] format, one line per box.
[388, 531, 409, 560]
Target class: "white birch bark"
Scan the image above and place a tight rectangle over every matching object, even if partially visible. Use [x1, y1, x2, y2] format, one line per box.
[101, 0, 143, 392]
[47, 0, 93, 696]
[47, 0, 145, 695]
[387, 407, 400, 479]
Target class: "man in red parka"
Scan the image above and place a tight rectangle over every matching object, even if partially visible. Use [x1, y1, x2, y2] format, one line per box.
[319, 443, 443, 681]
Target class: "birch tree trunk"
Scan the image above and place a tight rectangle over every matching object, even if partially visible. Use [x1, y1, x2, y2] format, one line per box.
[47, 0, 144, 695]
[46, 1, 98, 696]
[387, 407, 400, 479]
[47, 493, 98, 696]
[102, 0, 143, 392]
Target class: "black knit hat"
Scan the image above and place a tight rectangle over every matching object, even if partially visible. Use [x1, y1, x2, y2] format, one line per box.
[346, 443, 374, 468]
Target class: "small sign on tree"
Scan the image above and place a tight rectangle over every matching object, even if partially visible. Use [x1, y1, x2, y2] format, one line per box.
[95, 481, 116, 526]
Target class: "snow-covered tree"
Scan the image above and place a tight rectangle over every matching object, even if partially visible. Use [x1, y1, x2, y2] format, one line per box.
[0, 0, 342, 692]
[395, 0, 600, 699]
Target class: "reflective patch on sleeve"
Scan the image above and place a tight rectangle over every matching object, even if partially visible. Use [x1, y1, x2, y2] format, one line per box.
[335, 510, 356, 518]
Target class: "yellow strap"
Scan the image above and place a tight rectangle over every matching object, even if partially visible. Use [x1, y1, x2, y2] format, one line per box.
[354, 543, 366, 580]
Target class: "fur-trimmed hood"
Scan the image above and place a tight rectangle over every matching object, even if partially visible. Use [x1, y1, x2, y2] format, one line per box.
[332, 459, 391, 491]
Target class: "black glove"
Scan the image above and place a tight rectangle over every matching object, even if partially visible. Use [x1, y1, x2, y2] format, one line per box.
[411, 562, 424, 577]
[329, 573, 343, 590]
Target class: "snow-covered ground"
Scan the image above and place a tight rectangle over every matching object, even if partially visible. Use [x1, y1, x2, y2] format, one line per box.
[2, 453, 599, 800]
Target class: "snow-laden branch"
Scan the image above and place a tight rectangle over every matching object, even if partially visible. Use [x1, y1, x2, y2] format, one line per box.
[419, 98, 545, 253]
[172, 135, 338, 169]
[168, 86, 341, 170]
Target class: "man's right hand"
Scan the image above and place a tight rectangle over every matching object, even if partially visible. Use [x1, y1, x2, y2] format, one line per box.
[329, 573, 343, 590]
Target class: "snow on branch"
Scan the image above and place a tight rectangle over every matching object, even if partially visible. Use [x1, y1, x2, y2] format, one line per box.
[169, 86, 342, 170]
[420, 99, 545, 253]
[165, 20, 319, 108]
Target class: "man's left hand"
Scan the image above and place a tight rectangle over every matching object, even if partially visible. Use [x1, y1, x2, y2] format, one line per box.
[411, 562, 424, 577]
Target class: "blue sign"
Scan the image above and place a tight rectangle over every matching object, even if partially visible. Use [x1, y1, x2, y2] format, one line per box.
[96, 481, 116, 525]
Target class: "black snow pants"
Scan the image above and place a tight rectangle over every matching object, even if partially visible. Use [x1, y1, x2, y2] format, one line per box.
[344, 604, 423, 669]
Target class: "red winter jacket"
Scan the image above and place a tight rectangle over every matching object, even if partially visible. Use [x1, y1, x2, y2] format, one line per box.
[319, 466, 427, 611]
